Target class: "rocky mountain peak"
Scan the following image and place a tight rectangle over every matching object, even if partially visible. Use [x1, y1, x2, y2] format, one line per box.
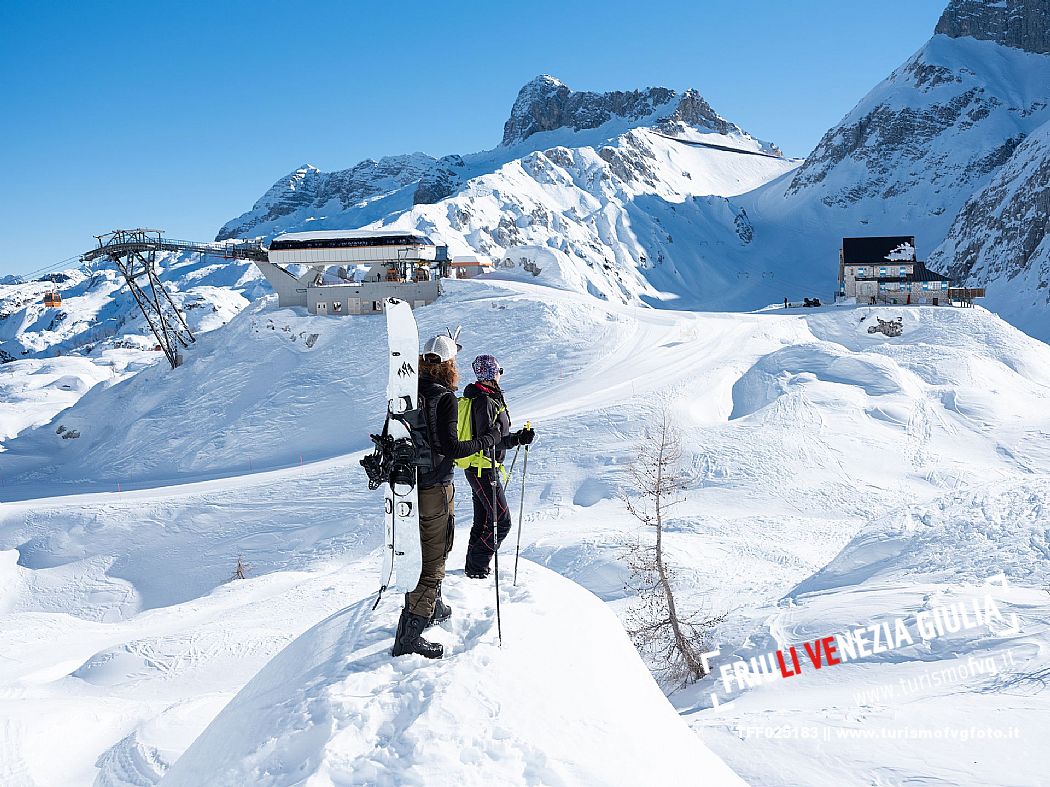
[501, 75, 677, 146]
[656, 88, 734, 137]
[936, 0, 1050, 54]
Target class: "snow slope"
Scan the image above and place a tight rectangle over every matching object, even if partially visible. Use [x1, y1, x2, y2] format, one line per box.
[0, 350, 158, 448]
[1, 272, 1049, 784]
[689, 478, 1050, 787]
[162, 567, 744, 787]
[0, 255, 260, 362]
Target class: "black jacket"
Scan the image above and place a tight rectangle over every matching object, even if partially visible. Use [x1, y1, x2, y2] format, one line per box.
[418, 374, 497, 488]
[462, 381, 518, 466]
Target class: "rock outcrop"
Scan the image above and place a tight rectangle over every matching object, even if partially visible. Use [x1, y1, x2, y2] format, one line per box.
[930, 118, 1050, 322]
[500, 75, 676, 146]
[217, 155, 435, 240]
[936, 0, 1050, 54]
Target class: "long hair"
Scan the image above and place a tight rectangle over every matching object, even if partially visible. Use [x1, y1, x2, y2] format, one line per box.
[419, 355, 459, 390]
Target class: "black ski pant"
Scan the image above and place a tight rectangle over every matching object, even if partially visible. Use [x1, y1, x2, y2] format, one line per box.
[406, 482, 455, 618]
[464, 467, 512, 574]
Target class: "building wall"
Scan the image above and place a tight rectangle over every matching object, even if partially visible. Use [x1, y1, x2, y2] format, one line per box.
[853, 281, 950, 304]
[305, 279, 440, 315]
[452, 264, 492, 279]
[843, 264, 949, 304]
[843, 263, 915, 297]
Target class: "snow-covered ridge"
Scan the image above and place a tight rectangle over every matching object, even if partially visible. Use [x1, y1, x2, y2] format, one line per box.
[161, 568, 745, 786]
[785, 34, 1050, 209]
[501, 74, 677, 145]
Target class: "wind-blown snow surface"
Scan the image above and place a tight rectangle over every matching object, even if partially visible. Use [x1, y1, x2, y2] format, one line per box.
[0, 275, 1049, 784]
[162, 569, 744, 787]
[0, 350, 159, 448]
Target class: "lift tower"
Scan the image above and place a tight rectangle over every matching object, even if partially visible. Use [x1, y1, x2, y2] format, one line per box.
[86, 229, 195, 369]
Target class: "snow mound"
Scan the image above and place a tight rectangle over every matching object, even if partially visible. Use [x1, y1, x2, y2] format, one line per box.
[495, 244, 592, 294]
[794, 478, 1050, 595]
[0, 353, 151, 447]
[162, 564, 744, 786]
[729, 343, 907, 420]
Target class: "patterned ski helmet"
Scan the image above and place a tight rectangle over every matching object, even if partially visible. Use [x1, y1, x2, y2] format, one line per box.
[472, 354, 500, 380]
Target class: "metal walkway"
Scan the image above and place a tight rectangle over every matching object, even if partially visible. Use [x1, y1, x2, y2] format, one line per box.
[81, 228, 268, 264]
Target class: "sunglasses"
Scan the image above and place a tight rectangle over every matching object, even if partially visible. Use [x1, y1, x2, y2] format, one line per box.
[498, 367, 504, 375]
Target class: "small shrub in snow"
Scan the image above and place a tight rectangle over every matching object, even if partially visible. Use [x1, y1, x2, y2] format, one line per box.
[231, 556, 251, 581]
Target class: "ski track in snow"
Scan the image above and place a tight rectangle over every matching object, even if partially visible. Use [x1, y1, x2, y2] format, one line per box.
[0, 278, 1049, 784]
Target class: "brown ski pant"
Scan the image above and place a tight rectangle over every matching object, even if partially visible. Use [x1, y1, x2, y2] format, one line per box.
[405, 482, 455, 618]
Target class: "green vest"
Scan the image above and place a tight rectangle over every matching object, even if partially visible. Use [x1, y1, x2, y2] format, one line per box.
[454, 396, 506, 471]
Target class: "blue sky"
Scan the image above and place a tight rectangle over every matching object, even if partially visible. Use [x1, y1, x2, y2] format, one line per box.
[1, 0, 946, 275]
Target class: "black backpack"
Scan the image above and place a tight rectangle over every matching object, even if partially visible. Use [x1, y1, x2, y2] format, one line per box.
[360, 395, 438, 491]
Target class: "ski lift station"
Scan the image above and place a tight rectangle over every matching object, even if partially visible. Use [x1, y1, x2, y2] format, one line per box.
[255, 230, 449, 315]
[76, 227, 450, 369]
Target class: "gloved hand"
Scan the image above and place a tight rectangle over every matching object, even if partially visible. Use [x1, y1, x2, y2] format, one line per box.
[481, 423, 502, 449]
[517, 426, 535, 446]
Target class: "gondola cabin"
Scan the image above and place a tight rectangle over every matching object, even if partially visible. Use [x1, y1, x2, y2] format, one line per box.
[43, 291, 62, 308]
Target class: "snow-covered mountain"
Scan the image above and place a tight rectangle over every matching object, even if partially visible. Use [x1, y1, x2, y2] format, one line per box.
[627, 0, 1050, 331]
[213, 4, 1050, 334]
[0, 256, 266, 449]
[217, 75, 796, 304]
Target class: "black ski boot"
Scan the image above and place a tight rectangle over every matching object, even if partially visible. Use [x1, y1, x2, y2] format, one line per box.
[465, 565, 490, 580]
[427, 584, 452, 628]
[392, 604, 443, 659]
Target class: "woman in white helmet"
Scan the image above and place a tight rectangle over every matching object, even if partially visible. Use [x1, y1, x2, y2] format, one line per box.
[391, 334, 502, 659]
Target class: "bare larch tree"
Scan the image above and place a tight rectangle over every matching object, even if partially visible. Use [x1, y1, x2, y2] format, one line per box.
[622, 409, 724, 686]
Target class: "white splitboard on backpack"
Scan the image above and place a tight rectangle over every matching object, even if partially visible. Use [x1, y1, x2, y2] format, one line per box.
[382, 297, 423, 593]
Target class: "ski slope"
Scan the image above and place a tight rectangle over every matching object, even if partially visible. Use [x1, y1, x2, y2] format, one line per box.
[1, 275, 1049, 784]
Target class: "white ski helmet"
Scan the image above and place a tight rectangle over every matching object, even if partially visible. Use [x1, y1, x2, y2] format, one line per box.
[422, 334, 458, 362]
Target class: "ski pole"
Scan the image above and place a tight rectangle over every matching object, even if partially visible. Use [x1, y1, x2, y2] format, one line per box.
[491, 445, 503, 645]
[513, 421, 531, 586]
[505, 444, 521, 482]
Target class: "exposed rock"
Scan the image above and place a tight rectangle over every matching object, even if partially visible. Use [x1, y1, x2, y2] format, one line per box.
[217, 155, 436, 240]
[733, 207, 754, 245]
[501, 75, 676, 146]
[936, 0, 1050, 54]
[931, 119, 1050, 298]
[788, 84, 1002, 202]
[868, 317, 904, 337]
[413, 156, 465, 205]
[655, 89, 734, 137]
